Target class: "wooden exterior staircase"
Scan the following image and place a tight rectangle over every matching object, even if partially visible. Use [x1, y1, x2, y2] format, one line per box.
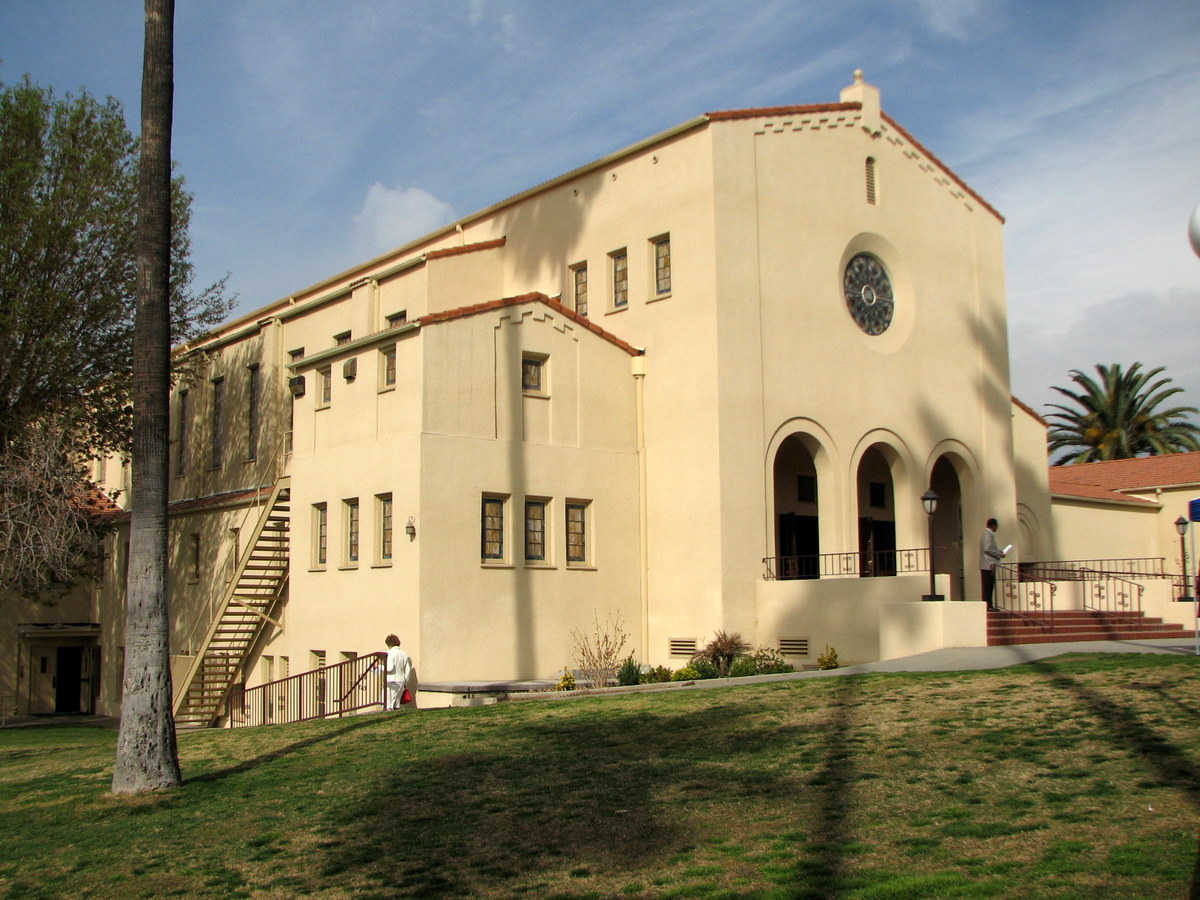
[173, 477, 291, 729]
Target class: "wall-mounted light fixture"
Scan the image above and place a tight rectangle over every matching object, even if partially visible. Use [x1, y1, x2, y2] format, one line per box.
[405, 517, 416, 539]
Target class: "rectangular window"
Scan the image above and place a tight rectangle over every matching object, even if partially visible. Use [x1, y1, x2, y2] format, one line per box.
[121, 457, 131, 494]
[189, 532, 201, 582]
[524, 499, 547, 562]
[567, 501, 589, 565]
[571, 263, 588, 317]
[653, 235, 671, 295]
[387, 310, 407, 328]
[318, 366, 332, 408]
[288, 347, 305, 363]
[247, 364, 260, 460]
[522, 355, 545, 394]
[481, 495, 506, 561]
[335, 331, 352, 346]
[313, 503, 328, 567]
[381, 345, 397, 388]
[611, 250, 628, 309]
[176, 390, 189, 476]
[378, 494, 393, 561]
[344, 498, 360, 563]
[210, 377, 224, 469]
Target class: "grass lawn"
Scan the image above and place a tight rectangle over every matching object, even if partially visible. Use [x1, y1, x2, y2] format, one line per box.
[1, 653, 1199, 899]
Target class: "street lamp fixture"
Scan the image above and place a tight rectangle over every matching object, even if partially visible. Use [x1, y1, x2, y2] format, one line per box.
[1177, 516, 1193, 603]
[922, 490, 943, 601]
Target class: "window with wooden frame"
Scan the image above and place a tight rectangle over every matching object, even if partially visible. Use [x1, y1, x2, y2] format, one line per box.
[610, 249, 628, 309]
[313, 503, 328, 568]
[522, 354, 547, 395]
[210, 377, 225, 469]
[524, 498, 548, 563]
[247, 364, 260, 460]
[651, 234, 671, 296]
[571, 262, 588, 317]
[566, 500, 590, 566]
[377, 494, 393, 562]
[380, 344, 397, 390]
[481, 494, 507, 562]
[317, 366, 332, 408]
[344, 498, 360, 564]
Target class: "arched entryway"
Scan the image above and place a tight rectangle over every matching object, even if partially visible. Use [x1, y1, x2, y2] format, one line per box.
[856, 445, 897, 576]
[929, 456, 965, 600]
[773, 434, 820, 579]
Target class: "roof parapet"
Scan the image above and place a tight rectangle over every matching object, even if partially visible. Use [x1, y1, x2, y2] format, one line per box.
[839, 69, 881, 136]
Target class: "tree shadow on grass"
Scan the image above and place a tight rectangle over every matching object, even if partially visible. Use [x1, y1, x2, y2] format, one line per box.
[1014, 650, 1200, 897]
[315, 687, 867, 898]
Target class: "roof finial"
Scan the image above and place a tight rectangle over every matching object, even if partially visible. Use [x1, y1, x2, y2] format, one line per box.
[854, 69, 864, 84]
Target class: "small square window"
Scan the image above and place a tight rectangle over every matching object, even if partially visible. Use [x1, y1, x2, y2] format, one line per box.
[386, 310, 408, 328]
[288, 347, 305, 362]
[610, 250, 628, 309]
[522, 355, 546, 394]
[335, 331, 352, 346]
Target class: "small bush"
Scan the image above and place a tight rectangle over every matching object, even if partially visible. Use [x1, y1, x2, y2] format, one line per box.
[728, 656, 758, 678]
[554, 668, 576, 691]
[642, 665, 673, 683]
[817, 645, 839, 670]
[695, 630, 752, 676]
[749, 647, 793, 675]
[690, 657, 720, 680]
[617, 656, 640, 686]
[671, 665, 702, 682]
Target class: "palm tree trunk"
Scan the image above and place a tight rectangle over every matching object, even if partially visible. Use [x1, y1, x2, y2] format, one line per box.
[113, 0, 182, 793]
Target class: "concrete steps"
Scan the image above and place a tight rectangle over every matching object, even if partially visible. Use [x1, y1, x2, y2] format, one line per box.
[987, 609, 1195, 646]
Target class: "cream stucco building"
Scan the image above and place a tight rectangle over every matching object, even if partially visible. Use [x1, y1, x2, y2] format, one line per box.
[5, 73, 1197, 723]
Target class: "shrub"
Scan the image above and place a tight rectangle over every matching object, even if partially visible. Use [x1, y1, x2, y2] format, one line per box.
[690, 657, 720, 679]
[617, 656, 640, 686]
[671, 665, 702, 682]
[694, 630, 752, 676]
[554, 668, 576, 691]
[728, 656, 758, 678]
[817, 645, 839, 670]
[571, 611, 628, 689]
[749, 647, 793, 675]
[642, 665, 673, 683]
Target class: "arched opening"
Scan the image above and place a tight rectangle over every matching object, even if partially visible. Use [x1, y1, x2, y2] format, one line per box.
[773, 434, 820, 579]
[856, 445, 896, 576]
[929, 456, 965, 600]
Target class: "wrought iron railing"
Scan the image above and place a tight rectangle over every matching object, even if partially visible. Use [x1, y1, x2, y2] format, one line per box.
[1016, 558, 1166, 580]
[1081, 571, 1144, 619]
[995, 563, 1056, 629]
[763, 547, 932, 581]
[228, 652, 386, 728]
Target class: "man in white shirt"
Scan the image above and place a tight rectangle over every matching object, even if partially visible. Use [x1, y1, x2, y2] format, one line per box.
[383, 634, 415, 710]
[980, 518, 1006, 611]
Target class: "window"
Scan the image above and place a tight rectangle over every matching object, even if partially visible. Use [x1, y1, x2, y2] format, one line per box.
[567, 501, 589, 565]
[378, 494, 393, 561]
[226, 527, 240, 584]
[524, 499, 548, 562]
[387, 310, 408, 328]
[288, 347, 305, 363]
[522, 355, 546, 394]
[481, 495, 506, 561]
[121, 457, 131, 493]
[247, 364, 260, 460]
[189, 532, 201, 583]
[210, 377, 224, 469]
[381, 345, 397, 388]
[344, 498, 360, 564]
[865, 157, 877, 205]
[611, 250, 628, 308]
[313, 503, 328, 567]
[652, 235, 671, 295]
[571, 263, 588, 317]
[335, 331, 352, 346]
[318, 366, 332, 408]
[176, 390, 189, 476]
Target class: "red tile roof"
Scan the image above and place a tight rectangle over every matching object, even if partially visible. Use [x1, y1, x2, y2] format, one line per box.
[419, 292, 644, 357]
[705, 102, 860, 121]
[425, 238, 506, 260]
[1011, 395, 1048, 426]
[1048, 451, 1200, 493]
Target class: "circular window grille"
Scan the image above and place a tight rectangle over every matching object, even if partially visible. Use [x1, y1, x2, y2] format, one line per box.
[843, 253, 894, 335]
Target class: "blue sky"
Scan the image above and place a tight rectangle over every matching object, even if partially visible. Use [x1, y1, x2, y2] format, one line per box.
[2, 0, 1198, 416]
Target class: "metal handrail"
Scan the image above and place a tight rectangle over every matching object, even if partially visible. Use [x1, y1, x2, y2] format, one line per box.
[995, 563, 1056, 629]
[229, 652, 387, 728]
[763, 547, 932, 581]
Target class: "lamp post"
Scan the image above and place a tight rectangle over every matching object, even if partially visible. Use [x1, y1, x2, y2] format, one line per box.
[1177, 517, 1192, 603]
[922, 490, 943, 601]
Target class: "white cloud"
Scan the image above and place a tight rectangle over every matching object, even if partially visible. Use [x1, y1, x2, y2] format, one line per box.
[352, 184, 457, 260]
